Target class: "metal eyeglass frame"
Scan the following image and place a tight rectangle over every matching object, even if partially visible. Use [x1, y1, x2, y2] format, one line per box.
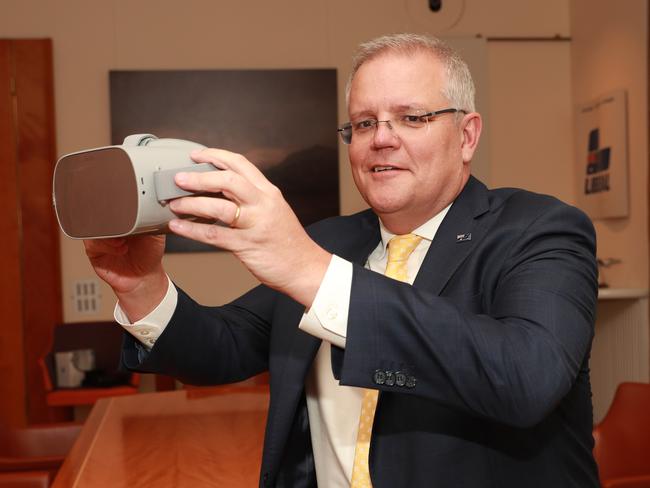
[337, 108, 467, 145]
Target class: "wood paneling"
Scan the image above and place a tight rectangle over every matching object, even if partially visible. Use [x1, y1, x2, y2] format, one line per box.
[0, 40, 27, 428]
[13, 39, 62, 423]
[0, 39, 63, 426]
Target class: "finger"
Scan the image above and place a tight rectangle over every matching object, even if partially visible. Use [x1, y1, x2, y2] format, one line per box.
[169, 196, 241, 227]
[85, 238, 126, 247]
[84, 238, 128, 257]
[190, 148, 270, 190]
[168, 218, 237, 250]
[175, 168, 259, 205]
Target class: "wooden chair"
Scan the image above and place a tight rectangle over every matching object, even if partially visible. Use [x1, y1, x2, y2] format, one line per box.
[0, 422, 81, 481]
[38, 322, 140, 407]
[593, 382, 650, 488]
[0, 472, 50, 488]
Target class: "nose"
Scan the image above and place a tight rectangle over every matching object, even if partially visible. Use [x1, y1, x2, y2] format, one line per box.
[372, 120, 400, 148]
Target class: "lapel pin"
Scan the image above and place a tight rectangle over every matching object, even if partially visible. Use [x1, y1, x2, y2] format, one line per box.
[456, 232, 472, 242]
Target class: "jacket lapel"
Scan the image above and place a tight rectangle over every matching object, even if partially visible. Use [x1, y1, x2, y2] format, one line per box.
[414, 176, 491, 295]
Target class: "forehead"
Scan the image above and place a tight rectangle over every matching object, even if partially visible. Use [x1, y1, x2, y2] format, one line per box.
[348, 50, 447, 114]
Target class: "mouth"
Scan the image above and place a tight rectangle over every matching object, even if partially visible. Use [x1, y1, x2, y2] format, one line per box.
[371, 165, 401, 173]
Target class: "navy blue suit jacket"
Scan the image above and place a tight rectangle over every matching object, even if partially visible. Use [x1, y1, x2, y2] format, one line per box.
[123, 177, 601, 487]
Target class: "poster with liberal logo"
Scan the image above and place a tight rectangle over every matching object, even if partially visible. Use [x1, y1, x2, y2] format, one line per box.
[575, 90, 628, 219]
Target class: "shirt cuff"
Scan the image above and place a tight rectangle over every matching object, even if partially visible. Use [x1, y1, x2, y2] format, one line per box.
[298, 255, 352, 348]
[114, 275, 178, 349]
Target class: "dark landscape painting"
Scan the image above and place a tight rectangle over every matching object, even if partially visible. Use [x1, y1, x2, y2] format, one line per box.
[110, 69, 339, 252]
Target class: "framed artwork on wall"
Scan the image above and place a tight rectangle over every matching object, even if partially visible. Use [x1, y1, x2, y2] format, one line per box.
[110, 69, 340, 252]
[574, 89, 629, 219]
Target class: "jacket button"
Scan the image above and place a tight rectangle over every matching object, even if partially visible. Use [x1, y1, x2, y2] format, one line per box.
[384, 370, 395, 386]
[406, 375, 417, 388]
[373, 369, 386, 385]
[395, 371, 407, 387]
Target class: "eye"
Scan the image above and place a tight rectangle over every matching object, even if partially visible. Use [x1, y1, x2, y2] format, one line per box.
[400, 114, 427, 126]
[353, 119, 377, 130]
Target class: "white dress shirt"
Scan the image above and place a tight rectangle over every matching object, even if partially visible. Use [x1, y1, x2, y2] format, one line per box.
[114, 205, 450, 487]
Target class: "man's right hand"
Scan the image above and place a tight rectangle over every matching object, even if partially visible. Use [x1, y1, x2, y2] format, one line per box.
[84, 235, 168, 322]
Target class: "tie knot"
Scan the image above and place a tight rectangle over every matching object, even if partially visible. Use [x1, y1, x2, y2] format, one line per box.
[387, 234, 423, 263]
[384, 234, 422, 282]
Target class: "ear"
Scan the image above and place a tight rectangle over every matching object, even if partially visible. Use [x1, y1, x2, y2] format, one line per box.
[460, 112, 482, 164]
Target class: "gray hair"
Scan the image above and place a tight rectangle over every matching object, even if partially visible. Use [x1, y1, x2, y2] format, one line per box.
[345, 33, 476, 113]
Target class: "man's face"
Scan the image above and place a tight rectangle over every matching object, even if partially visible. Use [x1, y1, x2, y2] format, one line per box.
[347, 50, 479, 233]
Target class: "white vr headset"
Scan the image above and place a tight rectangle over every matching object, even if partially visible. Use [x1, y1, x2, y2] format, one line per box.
[53, 134, 215, 239]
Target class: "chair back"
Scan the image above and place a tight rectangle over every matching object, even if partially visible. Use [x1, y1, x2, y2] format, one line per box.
[0, 423, 81, 458]
[0, 422, 81, 482]
[593, 382, 650, 485]
[0, 472, 49, 488]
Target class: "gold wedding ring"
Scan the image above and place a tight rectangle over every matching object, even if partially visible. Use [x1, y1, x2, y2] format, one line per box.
[230, 204, 241, 228]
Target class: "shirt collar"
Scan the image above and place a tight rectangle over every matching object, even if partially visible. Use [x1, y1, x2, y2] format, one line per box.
[377, 203, 453, 254]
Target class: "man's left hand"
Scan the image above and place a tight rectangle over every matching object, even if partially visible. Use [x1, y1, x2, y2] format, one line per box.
[168, 148, 332, 308]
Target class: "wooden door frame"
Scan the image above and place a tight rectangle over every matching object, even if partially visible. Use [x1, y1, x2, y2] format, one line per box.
[0, 38, 64, 426]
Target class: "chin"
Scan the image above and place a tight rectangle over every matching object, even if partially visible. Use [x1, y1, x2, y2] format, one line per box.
[365, 194, 408, 216]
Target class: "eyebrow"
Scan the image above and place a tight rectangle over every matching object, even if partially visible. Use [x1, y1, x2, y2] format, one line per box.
[349, 104, 428, 120]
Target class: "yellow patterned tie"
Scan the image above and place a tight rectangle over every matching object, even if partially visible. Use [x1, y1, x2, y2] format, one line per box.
[350, 234, 423, 487]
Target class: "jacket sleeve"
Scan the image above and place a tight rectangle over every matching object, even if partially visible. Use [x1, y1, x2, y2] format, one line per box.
[121, 283, 276, 386]
[338, 200, 598, 428]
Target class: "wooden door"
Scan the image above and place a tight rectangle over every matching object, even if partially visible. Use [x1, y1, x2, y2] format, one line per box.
[0, 38, 63, 426]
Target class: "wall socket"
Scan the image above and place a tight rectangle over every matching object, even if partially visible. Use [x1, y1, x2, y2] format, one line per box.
[72, 279, 101, 314]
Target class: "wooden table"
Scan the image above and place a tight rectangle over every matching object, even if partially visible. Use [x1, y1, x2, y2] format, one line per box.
[53, 386, 269, 487]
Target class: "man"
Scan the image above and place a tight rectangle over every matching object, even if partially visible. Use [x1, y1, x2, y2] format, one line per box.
[85, 34, 600, 487]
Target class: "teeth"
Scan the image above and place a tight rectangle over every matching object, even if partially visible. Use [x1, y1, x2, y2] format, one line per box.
[373, 166, 394, 172]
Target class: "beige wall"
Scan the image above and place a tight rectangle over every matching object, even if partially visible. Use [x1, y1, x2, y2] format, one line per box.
[488, 42, 575, 203]
[570, 0, 650, 422]
[5, 0, 632, 321]
[571, 0, 648, 289]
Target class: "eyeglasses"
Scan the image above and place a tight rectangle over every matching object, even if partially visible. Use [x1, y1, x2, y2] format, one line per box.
[337, 108, 467, 145]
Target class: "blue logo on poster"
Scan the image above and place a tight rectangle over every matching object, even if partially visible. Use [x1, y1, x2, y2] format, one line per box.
[584, 128, 610, 194]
